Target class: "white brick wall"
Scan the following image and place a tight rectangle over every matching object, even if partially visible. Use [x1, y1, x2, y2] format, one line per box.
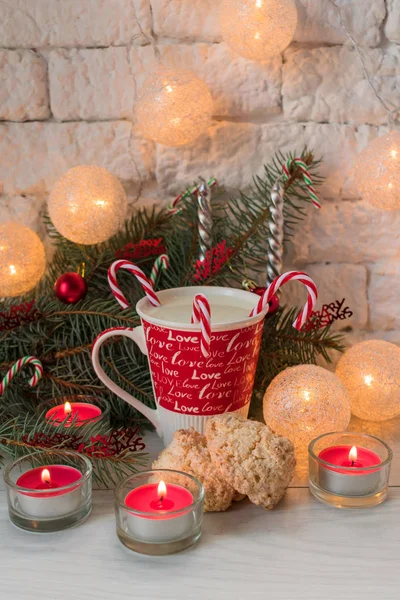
[0, 0, 398, 362]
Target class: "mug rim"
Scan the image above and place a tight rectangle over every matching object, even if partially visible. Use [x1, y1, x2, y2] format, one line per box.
[136, 285, 267, 331]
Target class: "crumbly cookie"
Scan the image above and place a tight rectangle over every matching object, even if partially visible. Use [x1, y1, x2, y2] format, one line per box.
[205, 413, 295, 509]
[152, 428, 238, 512]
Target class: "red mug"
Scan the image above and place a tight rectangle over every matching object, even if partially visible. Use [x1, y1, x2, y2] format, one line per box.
[91, 286, 265, 445]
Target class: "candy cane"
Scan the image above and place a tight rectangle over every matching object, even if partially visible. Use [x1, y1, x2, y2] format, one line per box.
[0, 356, 43, 395]
[108, 260, 161, 310]
[282, 158, 321, 209]
[168, 178, 217, 214]
[249, 271, 318, 330]
[191, 294, 211, 358]
[149, 254, 169, 287]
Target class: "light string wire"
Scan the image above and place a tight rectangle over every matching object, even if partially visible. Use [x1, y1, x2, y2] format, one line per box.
[327, 0, 399, 127]
[125, 0, 163, 204]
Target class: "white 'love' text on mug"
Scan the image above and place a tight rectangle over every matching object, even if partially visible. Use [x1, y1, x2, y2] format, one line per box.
[91, 286, 265, 445]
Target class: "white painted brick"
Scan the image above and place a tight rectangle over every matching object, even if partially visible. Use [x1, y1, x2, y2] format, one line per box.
[0, 50, 49, 120]
[0, 0, 150, 48]
[385, 0, 400, 43]
[0, 122, 155, 195]
[283, 46, 400, 126]
[47, 45, 281, 121]
[47, 48, 134, 121]
[294, 0, 385, 47]
[291, 201, 400, 265]
[151, 0, 384, 47]
[369, 261, 400, 330]
[155, 121, 364, 200]
[0, 195, 45, 231]
[281, 263, 368, 330]
[152, 0, 221, 42]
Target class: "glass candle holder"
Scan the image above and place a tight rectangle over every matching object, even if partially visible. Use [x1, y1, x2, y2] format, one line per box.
[37, 395, 110, 430]
[309, 432, 393, 509]
[115, 469, 204, 555]
[3, 450, 92, 532]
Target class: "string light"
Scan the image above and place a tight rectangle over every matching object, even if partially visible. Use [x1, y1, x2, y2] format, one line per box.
[263, 365, 351, 453]
[336, 340, 400, 422]
[0, 222, 46, 297]
[135, 67, 213, 147]
[327, 0, 400, 210]
[220, 0, 298, 61]
[48, 166, 128, 245]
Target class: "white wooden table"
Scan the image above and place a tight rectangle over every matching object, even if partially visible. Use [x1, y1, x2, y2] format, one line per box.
[1, 416, 400, 600]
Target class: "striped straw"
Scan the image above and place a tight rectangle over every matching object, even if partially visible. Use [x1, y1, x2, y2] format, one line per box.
[191, 294, 212, 358]
[168, 178, 217, 214]
[108, 260, 161, 310]
[249, 271, 318, 330]
[149, 254, 169, 287]
[282, 158, 321, 209]
[0, 356, 43, 395]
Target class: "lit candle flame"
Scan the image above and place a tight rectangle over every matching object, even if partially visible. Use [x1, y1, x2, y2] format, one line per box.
[157, 480, 167, 501]
[364, 374, 373, 387]
[9, 265, 16, 275]
[349, 446, 358, 463]
[64, 401, 72, 415]
[303, 390, 311, 402]
[41, 468, 51, 485]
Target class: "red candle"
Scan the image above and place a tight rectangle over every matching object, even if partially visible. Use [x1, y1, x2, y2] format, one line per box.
[125, 480, 194, 543]
[125, 480, 193, 515]
[17, 465, 82, 494]
[319, 445, 381, 475]
[318, 445, 382, 496]
[46, 401, 102, 427]
[16, 465, 83, 518]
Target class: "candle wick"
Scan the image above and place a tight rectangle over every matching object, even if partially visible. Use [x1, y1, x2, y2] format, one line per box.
[351, 460, 355, 467]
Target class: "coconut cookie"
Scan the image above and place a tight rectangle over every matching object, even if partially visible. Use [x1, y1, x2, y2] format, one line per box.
[205, 413, 295, 509]
[152, 428, 238, 512]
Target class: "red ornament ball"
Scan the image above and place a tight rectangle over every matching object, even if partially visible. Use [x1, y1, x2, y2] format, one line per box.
[252, 288, 280, 315]
[54, 272, 87, 304]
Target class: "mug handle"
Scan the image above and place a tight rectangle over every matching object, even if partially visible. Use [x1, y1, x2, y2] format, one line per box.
[91, 326, 160, 431]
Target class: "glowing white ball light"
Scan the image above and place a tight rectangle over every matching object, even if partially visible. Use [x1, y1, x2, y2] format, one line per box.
[0, 222, 46, 297]
[135, 67, 213, 147]
[49, 166, 127, 245]
[220, 0, 298, 61]
[355, 132, 400, 210]
[336, 340, 400, 421]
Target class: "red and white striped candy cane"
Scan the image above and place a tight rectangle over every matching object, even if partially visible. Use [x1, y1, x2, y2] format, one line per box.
[108, 260, 161, 310]
[249, 271, 318, 330]
[0, 356, 43, 395]
[191, 294, 211, 358]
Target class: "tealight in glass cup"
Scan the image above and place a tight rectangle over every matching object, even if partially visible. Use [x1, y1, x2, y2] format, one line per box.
[115, 469, 204, 555]
[308, 432, 393, 509]
[37, 395, 110, 430]
[4, 450, 92, 532]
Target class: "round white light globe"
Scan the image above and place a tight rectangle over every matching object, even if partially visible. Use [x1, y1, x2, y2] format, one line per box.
[135, 67, 213, 147]
[0, 222, 46, 297]
[49, 166, 127, 245]
[220, 0, 298, 61]
[355, 132, 400, 210]
[263, 364, 351, 452]
[336, 340, 400, 421]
